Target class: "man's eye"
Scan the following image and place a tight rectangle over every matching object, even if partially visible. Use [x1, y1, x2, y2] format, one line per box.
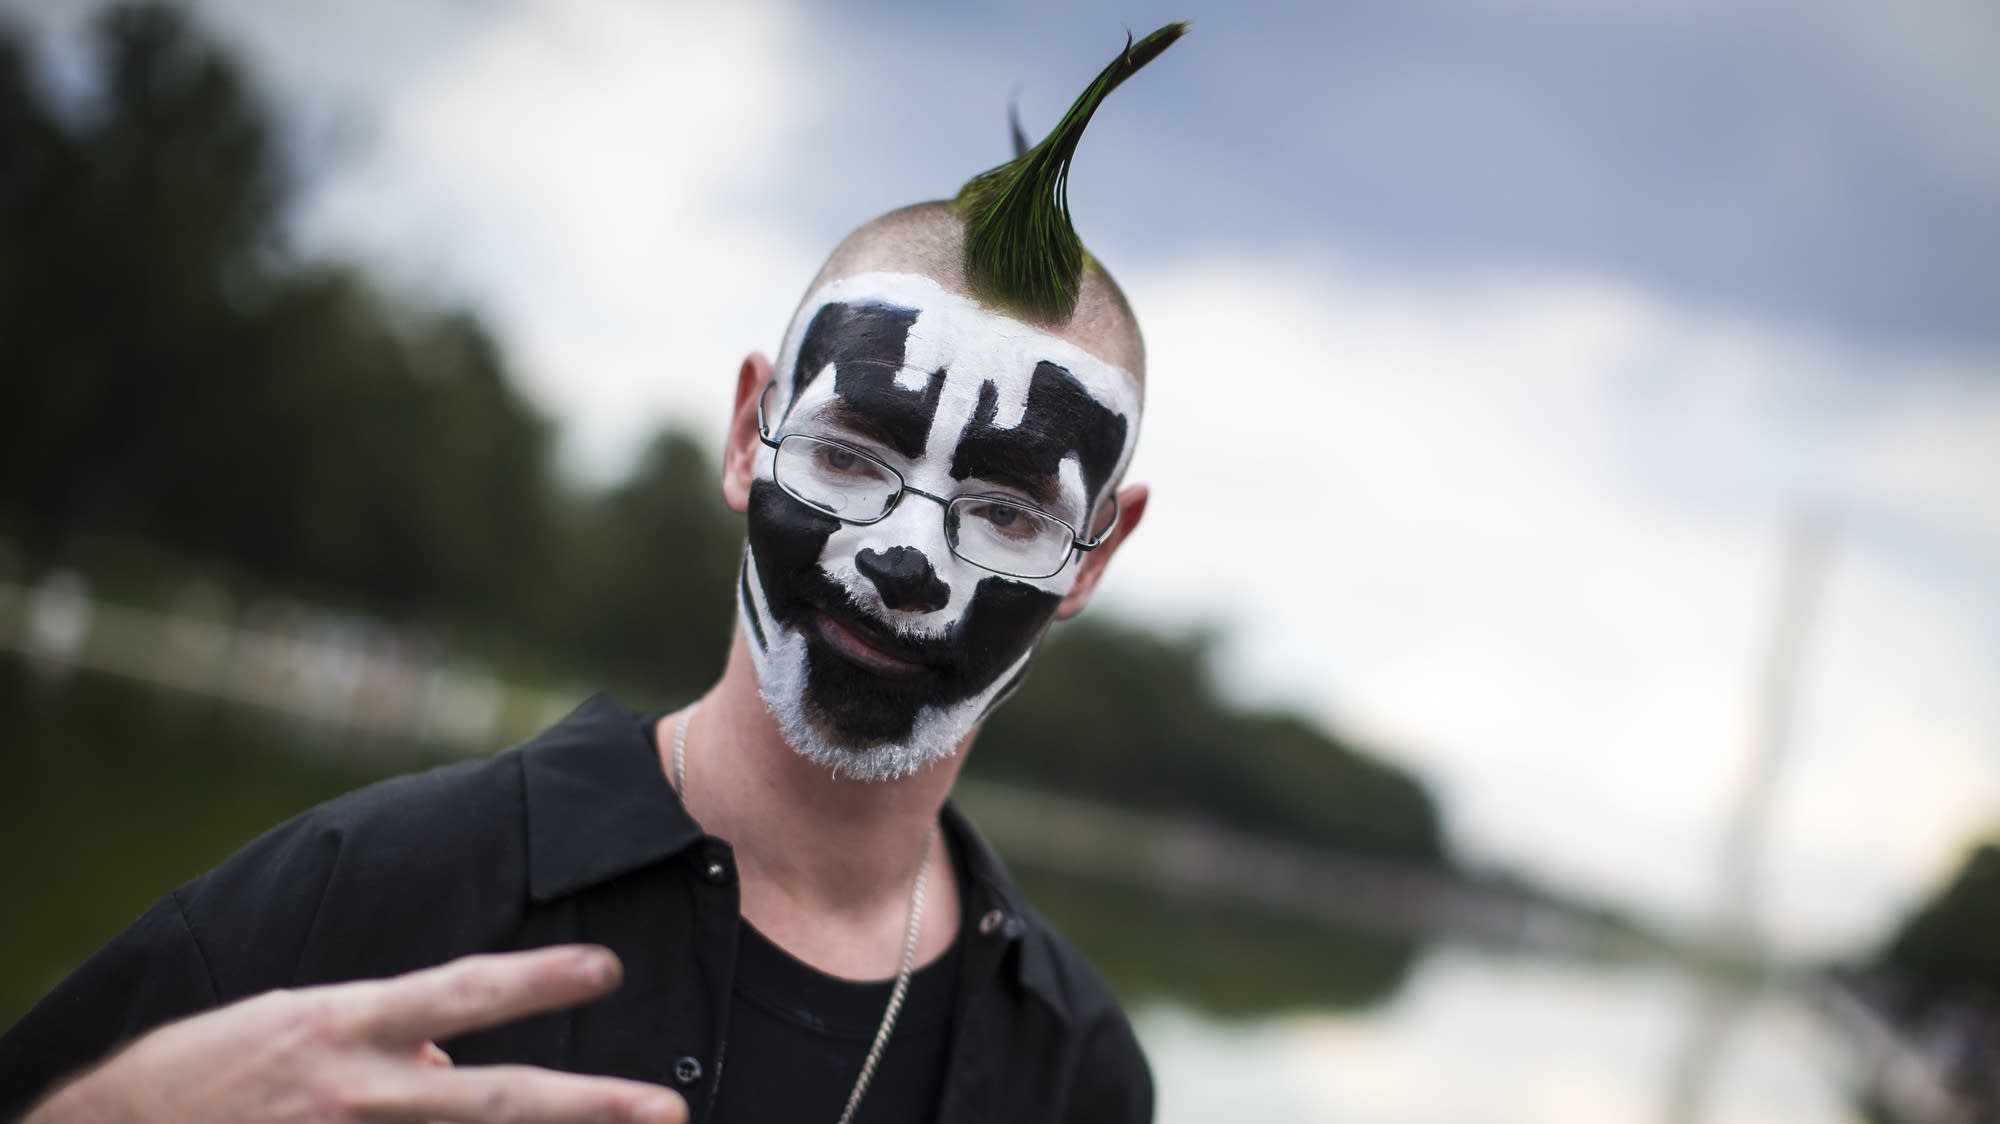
[809, 443, 874, 476]
[969, 502, 1042, 541]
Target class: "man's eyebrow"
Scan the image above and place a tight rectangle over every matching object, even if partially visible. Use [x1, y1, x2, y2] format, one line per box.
[961, 462, 1062, 510]
[817, 398, 914, 453]
[948, 369, 1124, 518]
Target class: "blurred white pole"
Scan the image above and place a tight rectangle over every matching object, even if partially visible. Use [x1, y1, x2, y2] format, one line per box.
[1717, 508, 1833, 951]
[1664, 507, 1833, 1124]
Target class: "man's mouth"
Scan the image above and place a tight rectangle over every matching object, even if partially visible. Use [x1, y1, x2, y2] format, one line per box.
[811, 610, 931, 679]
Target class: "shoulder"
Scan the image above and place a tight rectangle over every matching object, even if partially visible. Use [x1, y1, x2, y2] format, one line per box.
[1010, 903, 1129, 1028]
[1015, 908, 1154, 1120]
[285, 748, 527, 864]
[176, 749, 531, 995]
[174, 693, 662, 995]
[944, 801, 1135, 1029]
[943, 803, 1154, 1120]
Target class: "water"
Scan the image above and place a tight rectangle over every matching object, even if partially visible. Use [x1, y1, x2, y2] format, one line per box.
[1138, 951, 1859, 1123]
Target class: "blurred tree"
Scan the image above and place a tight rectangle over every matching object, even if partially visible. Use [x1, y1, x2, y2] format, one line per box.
[3, 4, 282, 557]
[555, 427, 742, 701]
[1878, 841, 2000, 1005]
[979, 619, 1448, 867]
[0, 23, 87, 545]
[0, 5, 558, 621]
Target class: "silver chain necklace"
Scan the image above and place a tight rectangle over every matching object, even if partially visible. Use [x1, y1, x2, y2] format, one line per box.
[674, 707, 936, 1124]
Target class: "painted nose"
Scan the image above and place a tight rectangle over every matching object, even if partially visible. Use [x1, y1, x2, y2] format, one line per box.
[856, 547, 950, 612]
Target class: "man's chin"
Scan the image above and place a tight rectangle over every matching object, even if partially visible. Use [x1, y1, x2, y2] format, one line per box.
[797, 630, 943, 745]
[774, 680, 967, 782]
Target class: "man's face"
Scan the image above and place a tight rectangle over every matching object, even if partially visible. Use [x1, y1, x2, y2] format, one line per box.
[740, 271, 1141, 779]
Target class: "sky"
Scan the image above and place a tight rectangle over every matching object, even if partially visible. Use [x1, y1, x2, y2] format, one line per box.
[11, 0, 1999, 958]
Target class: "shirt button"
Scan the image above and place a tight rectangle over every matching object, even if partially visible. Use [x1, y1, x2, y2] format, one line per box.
[674, 1055, 703, 1085]
[978, 909, 1006, 935]
[703, 859, 728, 883]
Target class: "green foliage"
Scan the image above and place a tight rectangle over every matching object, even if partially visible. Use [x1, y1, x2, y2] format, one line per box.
[551, 428, 741, 700]
[1877, 841, 2000, 1004]
[1011, 866, 1419, 1016]
[954, 23, 1186, 322]
[0, 5, 560, 626]
[979, 618, 1448, 867]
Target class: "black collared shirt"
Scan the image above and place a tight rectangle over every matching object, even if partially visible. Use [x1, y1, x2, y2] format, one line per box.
[0, 695, 1152, 1123]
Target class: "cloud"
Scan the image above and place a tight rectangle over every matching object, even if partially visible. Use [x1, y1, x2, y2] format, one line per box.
[1111, 248, 2000, 953]
[292, 0, 825, 477]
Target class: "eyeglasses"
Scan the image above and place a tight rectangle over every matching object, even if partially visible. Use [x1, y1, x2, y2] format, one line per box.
[757, 381, 1115, 581]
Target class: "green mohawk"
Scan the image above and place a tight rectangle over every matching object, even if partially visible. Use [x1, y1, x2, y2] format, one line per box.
[954, 23, 1188, 323]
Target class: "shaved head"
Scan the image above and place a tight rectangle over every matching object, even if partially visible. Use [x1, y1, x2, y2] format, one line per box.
[801, 202, 1146, 382]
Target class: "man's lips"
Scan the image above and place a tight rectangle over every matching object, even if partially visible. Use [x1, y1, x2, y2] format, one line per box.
[811, 611, 930, 678]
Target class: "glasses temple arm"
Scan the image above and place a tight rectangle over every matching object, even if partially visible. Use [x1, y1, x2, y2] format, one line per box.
[1073, 492, 1122, 551]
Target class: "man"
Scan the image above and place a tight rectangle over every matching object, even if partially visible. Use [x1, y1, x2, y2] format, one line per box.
[2, 24, 1184, 1124]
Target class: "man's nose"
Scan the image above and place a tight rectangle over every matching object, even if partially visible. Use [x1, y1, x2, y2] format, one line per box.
[855, 546, 951, 612]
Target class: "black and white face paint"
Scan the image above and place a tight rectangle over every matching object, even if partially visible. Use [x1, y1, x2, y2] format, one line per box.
[740, 272, 1141, 780]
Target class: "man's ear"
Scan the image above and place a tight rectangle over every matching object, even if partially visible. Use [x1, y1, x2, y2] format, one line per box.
[722, 352, 774, 514]
[1054, 482, 1148, 620]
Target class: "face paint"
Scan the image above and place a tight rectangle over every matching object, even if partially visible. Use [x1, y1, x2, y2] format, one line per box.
[742, 272, 1141, 780]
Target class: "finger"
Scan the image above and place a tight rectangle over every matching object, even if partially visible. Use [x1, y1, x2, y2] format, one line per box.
[420, 1040, 453, 1067]
[406, 1065, 687, 1124]
[351, 946, 624, 1045]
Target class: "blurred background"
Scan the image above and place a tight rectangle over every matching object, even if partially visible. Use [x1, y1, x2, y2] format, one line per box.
[3, 1, 1997, 1120]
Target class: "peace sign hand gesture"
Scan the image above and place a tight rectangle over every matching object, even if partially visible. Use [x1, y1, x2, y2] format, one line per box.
[25, 945, 686, 1124]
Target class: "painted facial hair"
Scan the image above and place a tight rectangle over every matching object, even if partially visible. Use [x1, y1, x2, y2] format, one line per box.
[739, 272, 1141, 780]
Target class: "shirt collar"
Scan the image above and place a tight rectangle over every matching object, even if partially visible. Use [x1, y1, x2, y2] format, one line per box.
[520, 693, 703, 903]
[940, 799, 1073, 1023]
[517, 692, 1072, 1022]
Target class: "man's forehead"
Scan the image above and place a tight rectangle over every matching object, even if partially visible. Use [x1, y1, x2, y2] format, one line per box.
[776, 272, 1141, 501]
[779, 273, 1139, 408]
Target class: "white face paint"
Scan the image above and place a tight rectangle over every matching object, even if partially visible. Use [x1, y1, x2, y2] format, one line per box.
[739, 272, 1142, 780]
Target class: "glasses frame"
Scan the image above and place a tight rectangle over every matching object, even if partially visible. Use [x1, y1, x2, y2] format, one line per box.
[755, 380, 1116, 580]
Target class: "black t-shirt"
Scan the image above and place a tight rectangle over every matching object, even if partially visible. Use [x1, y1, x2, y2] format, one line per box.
[713, 916, 961, 1123]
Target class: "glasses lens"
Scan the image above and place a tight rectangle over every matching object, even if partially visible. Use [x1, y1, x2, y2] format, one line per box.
[946, 496, 1073, 578]
[774, 436, 899, 520]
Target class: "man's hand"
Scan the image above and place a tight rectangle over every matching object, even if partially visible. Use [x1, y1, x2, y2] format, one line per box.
[24, 945, 687, 1124]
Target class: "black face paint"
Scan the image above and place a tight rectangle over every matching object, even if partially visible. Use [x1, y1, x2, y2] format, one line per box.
[855, 546, 950, 612]
[829, 362, 947, 461]
[788, 301, 950, 461]
[789, 301, 918, 399]
[949, 361, 1130, 505]
[975, 660, 1034, 724]
[747, 480, 1060, 745]
[748, 478, 842, 634]
[738, 558, 767, 653]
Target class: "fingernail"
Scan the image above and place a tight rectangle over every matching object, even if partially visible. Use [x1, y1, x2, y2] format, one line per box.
[582, 947, 621, 986]
[634, 1093, 683, 1124]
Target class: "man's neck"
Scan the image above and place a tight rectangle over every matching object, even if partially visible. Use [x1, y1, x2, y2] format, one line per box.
[655, 629, 965, 979]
